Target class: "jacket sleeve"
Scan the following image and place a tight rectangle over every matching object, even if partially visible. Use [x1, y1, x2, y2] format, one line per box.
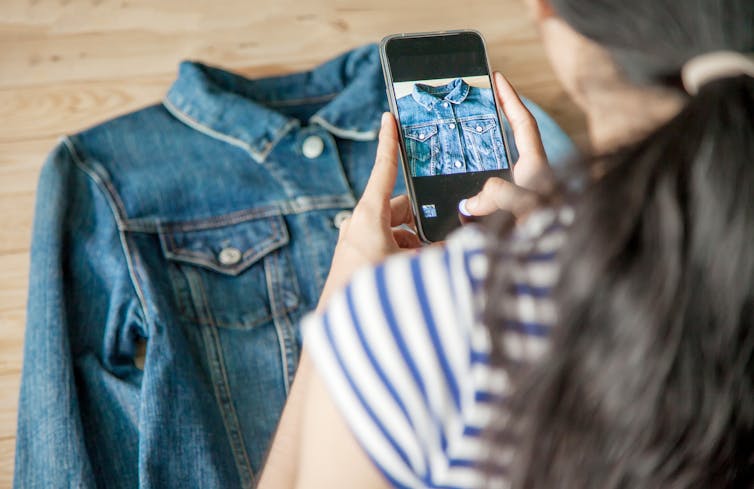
[14, 139, 145, 488]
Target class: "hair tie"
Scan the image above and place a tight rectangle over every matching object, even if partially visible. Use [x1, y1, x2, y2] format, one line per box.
[681, 51, 754, 95]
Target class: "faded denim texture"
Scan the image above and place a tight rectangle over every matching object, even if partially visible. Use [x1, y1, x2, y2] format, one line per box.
[14, 44, 574, 489]
[397, 77, 507, 176]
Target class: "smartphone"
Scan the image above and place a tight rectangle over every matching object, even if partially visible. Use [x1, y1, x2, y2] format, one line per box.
[379, 30, 513, 243]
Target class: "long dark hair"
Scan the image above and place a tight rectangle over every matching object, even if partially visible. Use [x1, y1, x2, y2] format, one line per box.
[483, 1, 754, 487]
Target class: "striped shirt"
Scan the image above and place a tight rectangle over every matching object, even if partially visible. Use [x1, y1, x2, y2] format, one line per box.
[302, 208, 570, 489]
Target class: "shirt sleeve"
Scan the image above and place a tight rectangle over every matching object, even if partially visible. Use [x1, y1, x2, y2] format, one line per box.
[302, 225, 495, 489]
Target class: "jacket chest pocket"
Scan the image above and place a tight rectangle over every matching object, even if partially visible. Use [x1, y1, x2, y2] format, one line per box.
[461, 118, 504, 169]
[158, 213, 300, 329]
[403, 125, 438, 176]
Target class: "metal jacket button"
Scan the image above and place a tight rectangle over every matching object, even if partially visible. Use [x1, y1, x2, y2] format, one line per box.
[218, 247, 242, 266]
[333, 210, 353, 229]
[302, 135, 324, 159]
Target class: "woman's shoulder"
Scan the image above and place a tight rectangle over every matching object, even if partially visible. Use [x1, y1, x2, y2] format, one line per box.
[301, 206, 571, 488]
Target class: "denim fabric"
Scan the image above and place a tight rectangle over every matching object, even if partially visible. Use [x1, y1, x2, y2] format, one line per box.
[15, 44, 574, 489]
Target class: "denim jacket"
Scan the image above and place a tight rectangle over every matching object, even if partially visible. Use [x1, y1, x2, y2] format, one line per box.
[15, 44, 574, 489]
[397, 77, 507, 176]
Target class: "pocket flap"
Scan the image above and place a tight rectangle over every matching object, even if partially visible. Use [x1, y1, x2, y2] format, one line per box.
[461, 118, 497, 134]
[404, 124, 438, 141]
[159, 213, 288, 276]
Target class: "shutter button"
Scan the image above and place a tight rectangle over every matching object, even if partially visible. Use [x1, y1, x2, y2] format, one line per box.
[333, 210, 353, 229]
[302, 135, 324, 159]
[218, 247, 242, 266]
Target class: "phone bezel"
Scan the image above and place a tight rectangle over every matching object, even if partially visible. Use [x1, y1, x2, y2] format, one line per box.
[379, 29, 513, 243]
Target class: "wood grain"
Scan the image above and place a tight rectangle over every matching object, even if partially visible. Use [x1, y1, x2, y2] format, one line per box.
[0, 0, 587, 485]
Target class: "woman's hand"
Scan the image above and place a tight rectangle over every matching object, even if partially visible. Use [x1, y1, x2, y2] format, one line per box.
[461, 72, 555, 218]
[316, 112, 422, 311]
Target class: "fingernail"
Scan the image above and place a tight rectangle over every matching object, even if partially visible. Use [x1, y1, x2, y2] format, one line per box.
[458, 199, 470, 216]
[381, 112, 389, 127]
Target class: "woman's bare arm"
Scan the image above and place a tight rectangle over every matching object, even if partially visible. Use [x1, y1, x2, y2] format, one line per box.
[256, 348, 390, 489]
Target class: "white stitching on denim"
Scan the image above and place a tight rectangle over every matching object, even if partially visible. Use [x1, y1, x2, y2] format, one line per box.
[191, 272, 255, 485]
[310, 114, 377, 141]
[62, 137, 153, 330]
[265, 255, 291, 394]
[276, 248, 303, 389]
[404, 124, 439, 141]
[161, 218, 286, 276]
[159, 209, 283, 233]
[124, 194, 356, 234]
[163, 97, 299, 164]
[266, 92, 338, 107]
[163, 98, 263, 161]
[262, 118, 300, 160]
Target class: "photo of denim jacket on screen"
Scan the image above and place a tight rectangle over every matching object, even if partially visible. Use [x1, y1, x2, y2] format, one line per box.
[396, 77, 508, 176]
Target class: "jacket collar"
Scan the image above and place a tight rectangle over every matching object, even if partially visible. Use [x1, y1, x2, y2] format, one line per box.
[163, 44, 387, 163]
[411, 77, 471, 111]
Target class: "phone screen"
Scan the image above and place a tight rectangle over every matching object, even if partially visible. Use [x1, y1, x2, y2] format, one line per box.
[383, 31, 510, 242]
[382, 31, 511, 242]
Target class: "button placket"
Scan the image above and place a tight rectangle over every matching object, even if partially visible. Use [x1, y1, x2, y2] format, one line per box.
[444, 101, 465, 173]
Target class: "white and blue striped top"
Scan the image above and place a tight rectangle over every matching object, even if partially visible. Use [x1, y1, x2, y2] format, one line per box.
[302, 208, 570, 489]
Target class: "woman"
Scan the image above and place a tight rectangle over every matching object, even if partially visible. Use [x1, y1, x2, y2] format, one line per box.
[259, 0, 754, 487]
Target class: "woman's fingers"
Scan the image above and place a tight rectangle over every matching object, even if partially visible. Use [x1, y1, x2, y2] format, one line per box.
[460, 76, 555, 219]
[493, 71, 546, 162]
[389, 194, 415, 228]
[392, 228, 423, 249]
[493, 72, 553, 193]
[463, 177, 539, 217]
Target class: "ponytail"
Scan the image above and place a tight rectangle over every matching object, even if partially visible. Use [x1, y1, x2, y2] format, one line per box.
[485, 74, 754, 488]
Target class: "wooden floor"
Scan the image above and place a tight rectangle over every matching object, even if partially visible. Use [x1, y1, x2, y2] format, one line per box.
[0, 0, 586, 485]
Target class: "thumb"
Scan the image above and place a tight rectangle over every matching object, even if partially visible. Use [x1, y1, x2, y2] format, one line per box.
[463, 177, 538, 217]
[492, 72, 553, 193]
[361, 113, 400, 207]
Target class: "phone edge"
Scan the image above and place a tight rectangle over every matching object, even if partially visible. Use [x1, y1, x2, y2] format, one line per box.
[379, 34, 434, 244]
